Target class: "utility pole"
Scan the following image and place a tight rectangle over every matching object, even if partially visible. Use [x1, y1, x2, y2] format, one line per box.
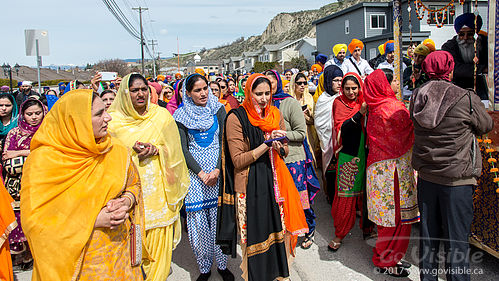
[132, 7, 148, 75]
[149, 39, 158, 77]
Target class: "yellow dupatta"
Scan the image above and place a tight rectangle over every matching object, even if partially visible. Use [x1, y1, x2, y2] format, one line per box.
[313, 73, 325, 103]
[107, 73, 189, 246]
[20, 90, 130, 281]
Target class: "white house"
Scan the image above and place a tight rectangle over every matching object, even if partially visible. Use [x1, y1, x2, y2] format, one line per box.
[418, 0, 488, 49]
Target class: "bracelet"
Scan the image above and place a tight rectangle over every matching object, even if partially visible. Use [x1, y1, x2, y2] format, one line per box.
[122, 193, 135, 210]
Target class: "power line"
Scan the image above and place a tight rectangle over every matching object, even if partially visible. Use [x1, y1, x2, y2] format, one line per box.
[101, 0, 140, 40]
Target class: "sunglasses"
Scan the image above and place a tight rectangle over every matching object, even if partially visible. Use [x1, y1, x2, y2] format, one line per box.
[220, 86, 227, 89]
[296, 81, 307, 86]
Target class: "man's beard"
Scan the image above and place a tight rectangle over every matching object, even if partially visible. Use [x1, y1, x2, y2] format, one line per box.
[456, 37, 475, 64]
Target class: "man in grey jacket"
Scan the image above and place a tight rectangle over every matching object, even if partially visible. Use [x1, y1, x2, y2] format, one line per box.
[410, 51, 493, 281]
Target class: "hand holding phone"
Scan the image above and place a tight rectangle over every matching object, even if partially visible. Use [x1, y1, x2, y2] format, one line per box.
[99, 72, 118, 81]
[264, 136, 289, 146]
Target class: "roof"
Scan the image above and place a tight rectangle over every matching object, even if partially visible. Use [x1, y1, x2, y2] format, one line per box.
[295, 37, 317, 50]
[263, 40, 292, 52]
[230, 56, 243, 62]
[312, 2, 391, 25]
[243, 51, 260, 57]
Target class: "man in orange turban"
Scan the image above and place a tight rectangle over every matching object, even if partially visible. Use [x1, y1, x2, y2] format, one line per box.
[343, 38, 373, 77]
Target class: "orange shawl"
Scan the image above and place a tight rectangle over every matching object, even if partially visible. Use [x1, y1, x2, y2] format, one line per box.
[0, 180, 15, 281]
[242, 74, 308, 244]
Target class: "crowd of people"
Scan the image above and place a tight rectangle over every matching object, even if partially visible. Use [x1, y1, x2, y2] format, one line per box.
[0, 12, 493, 281]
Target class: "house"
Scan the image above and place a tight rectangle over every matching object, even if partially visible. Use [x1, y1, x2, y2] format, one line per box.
[242, 51, 260, 73]
[184, 60, 222, 75]
[313, 1, 430, 61]
[293, 37, 317, 65]
[417, 0, 488, 48]
[313, 0, 488, 61]
[229, 56, 244, 74]
[258, 41, 292, 63]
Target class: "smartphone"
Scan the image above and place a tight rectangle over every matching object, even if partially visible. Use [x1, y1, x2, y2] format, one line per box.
[99, 72, 118, 81]
[264, 136, 289, 145]
[302, 104, 308, 111]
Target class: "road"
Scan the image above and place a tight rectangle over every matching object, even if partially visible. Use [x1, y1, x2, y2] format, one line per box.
[15, 190, 498, 281]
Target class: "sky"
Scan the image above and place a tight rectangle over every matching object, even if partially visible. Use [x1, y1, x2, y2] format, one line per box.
[2, 0, 334, 67]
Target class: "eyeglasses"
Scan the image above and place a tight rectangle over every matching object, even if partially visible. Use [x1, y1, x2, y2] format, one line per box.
[332, 79, 342, 83]
[296, 82, 307, 86]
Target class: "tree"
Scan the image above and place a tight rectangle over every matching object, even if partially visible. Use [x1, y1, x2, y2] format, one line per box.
[289, 56, 309, 71]
[252, 61, 276, 73]
[93, 59, 131, 77]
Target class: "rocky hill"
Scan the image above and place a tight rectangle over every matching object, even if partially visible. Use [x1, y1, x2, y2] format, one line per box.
[190, 0, 390, 62]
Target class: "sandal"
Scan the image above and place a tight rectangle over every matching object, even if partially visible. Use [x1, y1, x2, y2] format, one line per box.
[300, 231, 314, 249]
[327, 240, 341, 252]
[397, 260, 411, 269]
[363, 231, 378, 240]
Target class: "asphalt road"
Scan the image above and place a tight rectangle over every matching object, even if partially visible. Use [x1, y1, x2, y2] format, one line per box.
[15, 189, 499, 281]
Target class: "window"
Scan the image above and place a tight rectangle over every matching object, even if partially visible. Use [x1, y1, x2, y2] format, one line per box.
[370, 14, 386, 29]
[345, 20, 350, 34]
[428, 6, 455, 25]
[369, 48, 377, 60]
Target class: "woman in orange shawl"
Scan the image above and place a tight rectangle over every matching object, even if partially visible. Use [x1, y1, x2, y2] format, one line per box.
[0, 180, 16, 281]
[20, 90, 146, 280]
[217, 73, 307, 281]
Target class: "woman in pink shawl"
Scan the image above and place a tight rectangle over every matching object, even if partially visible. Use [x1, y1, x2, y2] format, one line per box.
[364, 69, 418, 277]
[2, 98, 46, 270]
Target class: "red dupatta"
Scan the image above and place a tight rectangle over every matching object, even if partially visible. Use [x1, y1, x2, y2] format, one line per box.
[332, 72, 364, 155]
[364, 69, 414, 167]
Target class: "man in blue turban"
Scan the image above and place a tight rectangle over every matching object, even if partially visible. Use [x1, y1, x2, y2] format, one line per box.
[377, 40, 406, 72]
[315, 53, 328, 69]
[442, 13, 488, 100]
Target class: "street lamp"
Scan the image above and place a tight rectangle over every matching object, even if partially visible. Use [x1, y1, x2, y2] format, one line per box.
[14, 64, 20, 76]
[2, 63, 13, 94]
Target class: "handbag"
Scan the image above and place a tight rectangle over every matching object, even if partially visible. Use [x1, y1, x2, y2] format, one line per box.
[5, 175, 21, 208]
[129, 211, 142, 267]
[4, 156, 27, 175]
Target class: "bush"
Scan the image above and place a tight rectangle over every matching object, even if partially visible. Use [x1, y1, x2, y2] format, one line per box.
[289, 56, 309, 71]
[0, 78, 18, 87]
[252, 61, 276, 73]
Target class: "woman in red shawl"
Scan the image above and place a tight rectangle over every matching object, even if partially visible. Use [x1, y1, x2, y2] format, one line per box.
[364, 69, 418, 277]
[328, 72, 374, 251]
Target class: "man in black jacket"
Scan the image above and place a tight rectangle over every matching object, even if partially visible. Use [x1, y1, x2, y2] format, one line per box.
[14, 81, 47, 108]
[442, 13, 488, 100]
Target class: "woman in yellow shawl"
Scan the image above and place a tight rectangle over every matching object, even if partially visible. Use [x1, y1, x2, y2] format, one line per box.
[21, 90, 146, 280]
[108, 73, 189, 281]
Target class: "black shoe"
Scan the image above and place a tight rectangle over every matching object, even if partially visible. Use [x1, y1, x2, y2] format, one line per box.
[196, 271, 211, 281]
[397, 260, 411, 268]
[376, 266, 410, 277]
[20, 260, 33, 271]
[217, 268, 235, 281]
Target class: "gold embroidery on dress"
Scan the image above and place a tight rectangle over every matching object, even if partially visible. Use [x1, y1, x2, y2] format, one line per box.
[247, 230, 285, 258]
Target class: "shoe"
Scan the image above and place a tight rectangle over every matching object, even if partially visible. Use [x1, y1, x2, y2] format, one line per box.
[327, 240, 341, 252]
[20, 259, 33, 271]
[397, 260, 411, 268]
[363, 231, 378, 240]
[376, 266, 409, 277]
[217, 268, 235, 281]
[196, 271, 211, 281]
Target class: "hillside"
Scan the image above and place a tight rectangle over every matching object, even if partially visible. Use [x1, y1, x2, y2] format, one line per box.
[163, 0, 389, 66]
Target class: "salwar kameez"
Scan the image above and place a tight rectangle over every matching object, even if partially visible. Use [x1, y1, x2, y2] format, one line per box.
[363, 69, 419, 271]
